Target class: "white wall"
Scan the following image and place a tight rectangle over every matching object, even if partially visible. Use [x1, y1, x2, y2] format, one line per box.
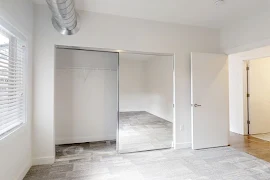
[228, 56, 246, 135]
[32, 4, 221, 164]
[119, 54, 173, 122]
[221, 11, 270, 54]
[228, 46, 270, 135]
[145, 56, 173, 122]
[220, 9, 270, 135]
[119, 58, 148, 112]
[0, 0, 33, 179]
[55, 49, 118, 145]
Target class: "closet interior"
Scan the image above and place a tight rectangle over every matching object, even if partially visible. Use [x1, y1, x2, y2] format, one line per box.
[54, 48, 118, 159]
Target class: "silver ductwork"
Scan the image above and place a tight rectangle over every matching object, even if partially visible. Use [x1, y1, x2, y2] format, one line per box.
[46, 0, 80, 35]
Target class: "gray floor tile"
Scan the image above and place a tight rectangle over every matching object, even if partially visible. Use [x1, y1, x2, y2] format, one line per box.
[119, 111, 173, 153]
[24, 142, 270, 180]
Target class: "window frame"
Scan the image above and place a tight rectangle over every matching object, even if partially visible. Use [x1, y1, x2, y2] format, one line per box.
[0, 18, 28, 140]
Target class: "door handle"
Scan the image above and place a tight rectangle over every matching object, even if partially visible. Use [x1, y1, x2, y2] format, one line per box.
[193, 104, 202, 107]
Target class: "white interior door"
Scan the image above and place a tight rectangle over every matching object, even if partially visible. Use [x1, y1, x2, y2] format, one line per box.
[191, 52, 229, 150]
[249, 58, 270, 134]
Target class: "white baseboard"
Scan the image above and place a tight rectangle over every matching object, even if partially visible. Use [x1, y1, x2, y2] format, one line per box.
[55, 135, 116, 145]
[119, 109, 146, 112]
[145, 110, 173, 123]
[32, 156, 55, 166]
[230, 130, 245, 135]
[174, 142, 191, 149]
[16, 160, 31, 180]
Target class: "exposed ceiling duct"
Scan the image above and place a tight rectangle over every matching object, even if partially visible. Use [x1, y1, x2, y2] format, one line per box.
[46, 0, 80, 35]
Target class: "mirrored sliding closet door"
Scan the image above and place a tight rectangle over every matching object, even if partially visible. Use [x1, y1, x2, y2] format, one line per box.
[118, 52, 174, 153]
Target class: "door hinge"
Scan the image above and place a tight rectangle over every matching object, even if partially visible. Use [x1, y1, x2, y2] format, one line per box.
[247, 94, 250, 97]
[246, 66, 250, 71]
[173, 104, 175, 108]
[247, 120, 251, 125]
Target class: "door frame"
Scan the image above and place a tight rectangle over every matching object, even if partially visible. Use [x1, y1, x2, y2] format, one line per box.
[53, 45, 176, 157]
[228, 47, 270, 136]
[244, 57, 270, 135]
[245, 61, 250, 135]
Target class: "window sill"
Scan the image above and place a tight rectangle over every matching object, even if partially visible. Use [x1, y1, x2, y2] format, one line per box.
[0, 122, 24, 141]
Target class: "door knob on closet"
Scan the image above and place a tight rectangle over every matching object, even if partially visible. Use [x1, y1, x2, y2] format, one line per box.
[192, 104, 202, 107]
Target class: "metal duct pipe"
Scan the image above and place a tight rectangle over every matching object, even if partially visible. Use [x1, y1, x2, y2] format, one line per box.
[46, 0, 80, 35]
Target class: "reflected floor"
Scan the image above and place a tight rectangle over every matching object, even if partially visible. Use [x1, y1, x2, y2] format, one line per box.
[119, 111, 173, 153]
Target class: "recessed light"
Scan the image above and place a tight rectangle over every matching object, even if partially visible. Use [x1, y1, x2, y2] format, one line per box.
[214, 0, 225, 5]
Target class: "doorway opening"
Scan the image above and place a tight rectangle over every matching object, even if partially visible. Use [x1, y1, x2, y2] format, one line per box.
[244, 57, 270, 141]
[228, 45, 270, 163]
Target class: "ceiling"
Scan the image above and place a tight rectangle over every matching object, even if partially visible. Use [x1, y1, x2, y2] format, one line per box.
[33, 0, 270, 28]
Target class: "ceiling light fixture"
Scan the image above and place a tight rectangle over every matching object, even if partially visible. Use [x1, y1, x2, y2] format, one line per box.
[214, 0, 225, 5]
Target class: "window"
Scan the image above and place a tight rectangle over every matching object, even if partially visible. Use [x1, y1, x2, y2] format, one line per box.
[0, 25, 26, 137]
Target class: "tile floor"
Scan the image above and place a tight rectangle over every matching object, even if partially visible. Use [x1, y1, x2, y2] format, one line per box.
[119, 111, 173, 153]
[24, 140, 270, 180]
[251, 133, 270, 142]
[55, 141, 117, 162]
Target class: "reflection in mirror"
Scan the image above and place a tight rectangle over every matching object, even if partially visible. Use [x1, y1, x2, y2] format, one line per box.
[118, 53, 174, 153]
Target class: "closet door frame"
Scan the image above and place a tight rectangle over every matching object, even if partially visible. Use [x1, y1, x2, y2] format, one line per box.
[54, 45, 175, 154]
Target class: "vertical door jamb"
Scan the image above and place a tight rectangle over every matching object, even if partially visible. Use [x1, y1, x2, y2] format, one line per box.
[116, 52, 120, 153]
[246, 61, 250, 135]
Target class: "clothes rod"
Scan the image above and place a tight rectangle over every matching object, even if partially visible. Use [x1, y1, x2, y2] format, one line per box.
[56, 67, 117, 71]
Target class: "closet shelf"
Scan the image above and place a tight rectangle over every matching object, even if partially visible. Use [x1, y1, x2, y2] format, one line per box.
[56, 67, 117, 71]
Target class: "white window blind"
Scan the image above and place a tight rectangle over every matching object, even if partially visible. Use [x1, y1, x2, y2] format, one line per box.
[0, 25, 26, 136]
